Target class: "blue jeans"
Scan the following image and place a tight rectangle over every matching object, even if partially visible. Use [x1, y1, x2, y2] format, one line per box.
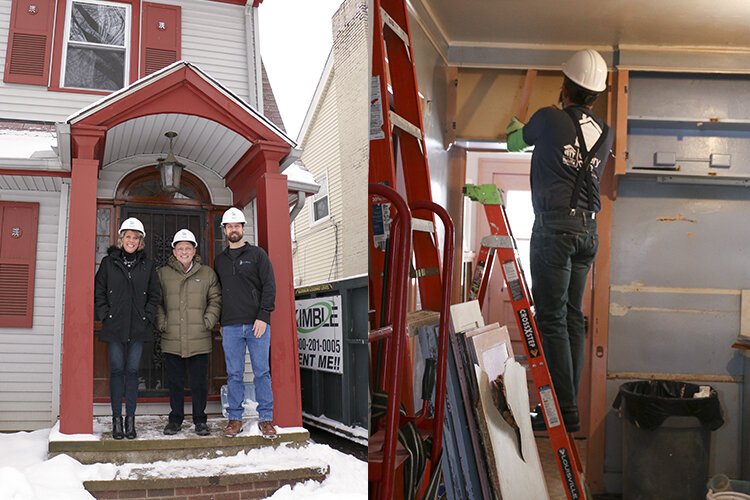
[530, 212, 597, 411]
[108, 341, 144, 417]
[222, 324, 273, 421]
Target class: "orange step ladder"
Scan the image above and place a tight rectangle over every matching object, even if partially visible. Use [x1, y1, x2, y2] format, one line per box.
[465, 183, 589, 500]
[368, 0, 455, 498]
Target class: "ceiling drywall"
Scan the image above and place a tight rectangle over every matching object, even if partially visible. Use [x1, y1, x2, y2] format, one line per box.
[412, 0, 750, 69]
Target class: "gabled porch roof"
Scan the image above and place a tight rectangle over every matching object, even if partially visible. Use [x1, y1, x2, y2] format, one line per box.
[60, 60, 313, 206]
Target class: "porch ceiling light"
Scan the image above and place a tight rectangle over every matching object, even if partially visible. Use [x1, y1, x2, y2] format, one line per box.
[157, 131, 185, 192]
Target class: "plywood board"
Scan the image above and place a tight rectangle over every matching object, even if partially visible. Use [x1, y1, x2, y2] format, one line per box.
[475, 359, 550, 500]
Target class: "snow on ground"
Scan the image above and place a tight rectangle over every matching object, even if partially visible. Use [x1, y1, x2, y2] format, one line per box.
[0, 426, 367, 500]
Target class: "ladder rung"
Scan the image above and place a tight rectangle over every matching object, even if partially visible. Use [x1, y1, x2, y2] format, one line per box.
[380, 7, 410, 55]
[389, 110, 423, 142]
[481, 235, 514, 249]
[412, 217, 434, 233]
[369, 325, 393, 343]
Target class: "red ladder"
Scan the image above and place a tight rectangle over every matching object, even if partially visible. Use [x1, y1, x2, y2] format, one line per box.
[368, 0, 454, 498]
[465, 183, 589, 500]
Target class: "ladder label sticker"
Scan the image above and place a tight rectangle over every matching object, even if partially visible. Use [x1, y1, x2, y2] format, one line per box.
[557, 448, 580, 499]
[371, 203, 390, 249]
[517, 308, 540, 358]
[369, 76, 385, 140]
[502, 260, 523, 301]
[469, 260, 485, 300]
[539, 385, 561, 428]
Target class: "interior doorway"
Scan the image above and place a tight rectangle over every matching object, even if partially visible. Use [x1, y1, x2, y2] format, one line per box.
[93, 167, 229, 402]
[466, 152, 594, 435]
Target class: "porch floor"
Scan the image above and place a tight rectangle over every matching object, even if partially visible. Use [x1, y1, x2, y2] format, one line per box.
[49, 415, 310, 464]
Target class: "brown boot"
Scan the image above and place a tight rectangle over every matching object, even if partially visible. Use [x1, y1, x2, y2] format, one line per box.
[223, 419, 243, 437]
[258, 420, 277, 439]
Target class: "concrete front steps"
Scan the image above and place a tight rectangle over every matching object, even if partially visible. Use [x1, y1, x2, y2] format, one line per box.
[49, 416, 328, 499]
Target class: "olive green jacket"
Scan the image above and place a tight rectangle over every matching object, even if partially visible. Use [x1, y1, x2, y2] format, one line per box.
[156, 256, 221, 357]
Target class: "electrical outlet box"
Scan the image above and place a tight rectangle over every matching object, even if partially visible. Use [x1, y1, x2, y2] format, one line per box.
[710, 154, 731, 168]
[654, 152, 676, 167]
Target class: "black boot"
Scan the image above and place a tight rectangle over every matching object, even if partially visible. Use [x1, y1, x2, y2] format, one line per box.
[124, 416, 136, 439]
[112, 417, 124, 440]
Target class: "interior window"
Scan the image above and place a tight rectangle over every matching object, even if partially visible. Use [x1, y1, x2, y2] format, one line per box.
[63, 0, 129, 91]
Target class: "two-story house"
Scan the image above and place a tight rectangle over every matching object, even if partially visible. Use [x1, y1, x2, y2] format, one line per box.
[0, 0, 317, 433]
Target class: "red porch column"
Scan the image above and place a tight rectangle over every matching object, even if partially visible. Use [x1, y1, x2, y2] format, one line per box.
[257, 171, 302, 427]
[59, 127, 104, 434]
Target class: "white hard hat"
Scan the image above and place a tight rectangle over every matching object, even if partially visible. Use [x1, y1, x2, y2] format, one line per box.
[562, 49, 608, 93]
[172, 228, 197, 248]
[119, 217, 146, 238]
[221, 207, 246, 225]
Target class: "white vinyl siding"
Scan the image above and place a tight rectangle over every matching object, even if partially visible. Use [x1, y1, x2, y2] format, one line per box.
[294, 73, 342, 285]
[0, 189, 62, 431]
[0, 0, 252, 122]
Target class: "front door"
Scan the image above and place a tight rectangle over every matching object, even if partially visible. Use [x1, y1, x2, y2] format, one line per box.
[122, 205, 205, 397]
[93, 168, 229, 403]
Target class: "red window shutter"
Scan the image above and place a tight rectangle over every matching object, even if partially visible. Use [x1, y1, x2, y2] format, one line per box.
[0, 202, 39, 328]
[140, 3, 181, 77]
[3, 0, 55, 85]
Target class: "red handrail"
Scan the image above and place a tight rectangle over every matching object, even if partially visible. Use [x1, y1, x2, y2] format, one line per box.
[368, 183, 412, 500]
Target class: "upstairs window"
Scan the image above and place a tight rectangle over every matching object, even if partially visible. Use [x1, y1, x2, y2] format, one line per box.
[312, 172, 329, 223]
[62, 0, 130, 91]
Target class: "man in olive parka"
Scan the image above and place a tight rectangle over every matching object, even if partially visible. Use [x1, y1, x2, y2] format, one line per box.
[157, 229, 221, 436]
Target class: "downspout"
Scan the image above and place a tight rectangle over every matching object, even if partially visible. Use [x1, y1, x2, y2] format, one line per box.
[289, 191, 306, 223]
[51, 179, 70, 424]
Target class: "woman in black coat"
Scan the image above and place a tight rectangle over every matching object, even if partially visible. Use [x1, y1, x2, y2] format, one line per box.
[94, 217, 160, 439]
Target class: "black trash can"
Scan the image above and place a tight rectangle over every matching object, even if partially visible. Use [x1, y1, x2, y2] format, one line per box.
[613, 380, 724, 500]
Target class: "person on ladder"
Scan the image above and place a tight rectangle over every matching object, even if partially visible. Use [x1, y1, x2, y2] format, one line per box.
[505, 49, 613, 433]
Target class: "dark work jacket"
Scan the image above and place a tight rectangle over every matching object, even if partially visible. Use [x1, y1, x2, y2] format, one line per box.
[94, 246, 161, 343]
[523, 105, 613, 213]
[214, 242, 275, 326]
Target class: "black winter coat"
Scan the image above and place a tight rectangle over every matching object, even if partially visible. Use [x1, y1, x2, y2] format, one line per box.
[94, 246, 161, 343]
[214, 242, 275, 326]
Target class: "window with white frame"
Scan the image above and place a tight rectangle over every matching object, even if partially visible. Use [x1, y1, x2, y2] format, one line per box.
[62, 0, 130, 91]
[312, 173, 329, 223]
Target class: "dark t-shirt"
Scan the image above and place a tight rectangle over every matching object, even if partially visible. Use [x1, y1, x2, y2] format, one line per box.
[523, 105, 613, 213]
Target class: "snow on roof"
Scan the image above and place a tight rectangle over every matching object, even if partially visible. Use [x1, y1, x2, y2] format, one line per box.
[285, 160, 320, 194]
[0, 122, 57, 160]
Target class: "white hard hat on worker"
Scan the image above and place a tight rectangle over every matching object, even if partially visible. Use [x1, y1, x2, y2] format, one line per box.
[562, 49, 607, 93]
[119, 217, 146, 238]
[221, 207, 246, 226]
[172, 228, 197, 248]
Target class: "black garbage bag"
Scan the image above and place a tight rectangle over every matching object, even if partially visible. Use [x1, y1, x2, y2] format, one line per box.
[613, 380, 724, 431]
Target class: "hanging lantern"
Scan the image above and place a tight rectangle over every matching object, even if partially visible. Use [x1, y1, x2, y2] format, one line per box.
[157, 131, 184, 192]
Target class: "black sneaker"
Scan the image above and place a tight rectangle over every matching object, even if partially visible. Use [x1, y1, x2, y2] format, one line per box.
[195, 422, 210, 436]
[163, 422, 181, 435]
[561, 406, 581, 433]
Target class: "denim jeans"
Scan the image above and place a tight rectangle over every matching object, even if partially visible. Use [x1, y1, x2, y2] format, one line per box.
[164, 353, 209, 425]
[108, 341, 144, 417]
[530, 211, 598, 411]
[222, 324, 273, 421]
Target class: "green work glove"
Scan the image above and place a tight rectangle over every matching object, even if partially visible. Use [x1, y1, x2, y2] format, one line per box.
[505, 116, 525, 136]
[507, 130, 529, 152]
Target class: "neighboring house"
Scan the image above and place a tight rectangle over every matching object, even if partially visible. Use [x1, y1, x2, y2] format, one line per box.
[292, 0, 367, 287]
[0, 0, 318, 433]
